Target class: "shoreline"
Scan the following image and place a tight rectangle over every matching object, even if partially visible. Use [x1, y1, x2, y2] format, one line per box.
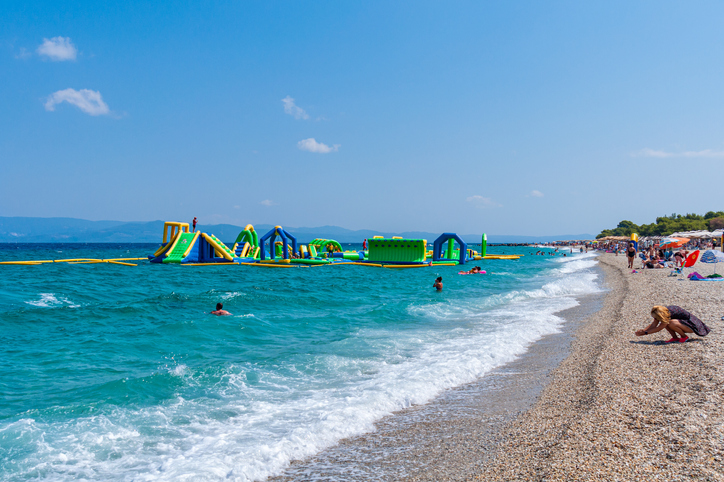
[270, 253, 724, 481]
[270, 260, 607, 480]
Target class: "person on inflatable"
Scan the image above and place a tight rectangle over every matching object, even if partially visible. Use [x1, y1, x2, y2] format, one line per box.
[635, 305, 710, 343]
[461, 266, 483, 274]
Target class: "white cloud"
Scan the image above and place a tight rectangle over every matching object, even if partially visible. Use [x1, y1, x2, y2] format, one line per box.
[466, 195, 502, 208]
[260, 199, 278, 207]
[282, 96, 309, 120]
[15, 48, 31, 60]
[530, 190, 544, 197]
[44, 88, 110, 116]
[631, 148, 724, 158]
[297, 138, 339, 153]
[37, 37, 77, 61]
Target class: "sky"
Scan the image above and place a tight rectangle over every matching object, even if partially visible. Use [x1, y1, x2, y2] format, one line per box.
[1, 1, 723, 236]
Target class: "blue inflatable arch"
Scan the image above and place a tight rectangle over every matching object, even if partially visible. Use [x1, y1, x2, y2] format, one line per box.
[432, 233, 468, 265]
[259, 226, 298, 260]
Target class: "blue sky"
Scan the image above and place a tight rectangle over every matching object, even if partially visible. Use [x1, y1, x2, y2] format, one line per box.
[1, 1, 723, 235]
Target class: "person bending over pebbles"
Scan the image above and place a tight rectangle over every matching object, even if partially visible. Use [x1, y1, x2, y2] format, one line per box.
[635, 305, 710, 343]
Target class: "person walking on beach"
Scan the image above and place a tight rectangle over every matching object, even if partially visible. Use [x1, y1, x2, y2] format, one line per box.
[433, 277, 443, 291]
[635, 305, 710, 343]
[626, 242, 636, 269]
[211, 303, 231, 316]
[192, 217, 197, 232]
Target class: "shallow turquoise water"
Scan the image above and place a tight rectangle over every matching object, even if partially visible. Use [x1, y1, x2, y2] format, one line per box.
[0, 244, 599, 481]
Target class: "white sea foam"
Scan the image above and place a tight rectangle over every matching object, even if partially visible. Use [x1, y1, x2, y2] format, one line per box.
[6, 254, 601, 481]
[25, 293, 79, 308]
[221, 291, 247, 301]
[169, 364, 188, 377]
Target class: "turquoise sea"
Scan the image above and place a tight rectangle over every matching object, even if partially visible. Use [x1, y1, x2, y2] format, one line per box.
[0, 244, 600, 481]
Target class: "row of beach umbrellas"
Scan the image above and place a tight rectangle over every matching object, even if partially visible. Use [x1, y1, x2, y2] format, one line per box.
[669, 229, 724, 239]
[659, 237, 689, 249]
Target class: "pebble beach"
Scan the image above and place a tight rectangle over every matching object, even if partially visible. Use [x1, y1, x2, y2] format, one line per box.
[479, 253, 724, 481]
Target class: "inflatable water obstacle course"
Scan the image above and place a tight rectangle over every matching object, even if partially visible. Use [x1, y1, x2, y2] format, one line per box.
[143, 222, 522, 268]
[0, 221, 523, 267]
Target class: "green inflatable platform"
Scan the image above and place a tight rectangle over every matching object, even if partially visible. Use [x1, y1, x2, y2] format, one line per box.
[367, 238, 427, 263]
[163, 232, 197, 263]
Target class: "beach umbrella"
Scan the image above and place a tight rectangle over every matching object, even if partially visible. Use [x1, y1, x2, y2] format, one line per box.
[660, 237, 689, 249]
[700, 249, 724, 274]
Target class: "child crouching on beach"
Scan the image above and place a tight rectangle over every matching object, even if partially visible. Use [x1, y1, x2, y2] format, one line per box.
[635, 305, 710, 343]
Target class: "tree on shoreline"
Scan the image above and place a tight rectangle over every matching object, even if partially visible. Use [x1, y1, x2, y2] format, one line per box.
[597, 212, 724, 238]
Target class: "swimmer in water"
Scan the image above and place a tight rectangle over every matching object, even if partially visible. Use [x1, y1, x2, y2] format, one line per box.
[433, 276, 443, 291]
[211, 303, 231, 316]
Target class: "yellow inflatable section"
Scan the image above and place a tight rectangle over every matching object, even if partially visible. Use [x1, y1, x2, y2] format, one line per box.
[201, 233, 234, 261]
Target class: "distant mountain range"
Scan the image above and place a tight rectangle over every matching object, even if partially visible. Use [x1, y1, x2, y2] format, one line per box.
[0, 217, 594, 244]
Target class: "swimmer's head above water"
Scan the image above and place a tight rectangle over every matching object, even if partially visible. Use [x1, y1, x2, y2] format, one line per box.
[433, 277, 443, 291]
[211, 303, 231, 316]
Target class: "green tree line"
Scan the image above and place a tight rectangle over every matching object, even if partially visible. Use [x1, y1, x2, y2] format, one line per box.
[597, 212, 724, 239]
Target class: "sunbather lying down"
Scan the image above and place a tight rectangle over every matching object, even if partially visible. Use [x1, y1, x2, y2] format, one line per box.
[642, 258, 666, 269]
[635, 305, 710, 343]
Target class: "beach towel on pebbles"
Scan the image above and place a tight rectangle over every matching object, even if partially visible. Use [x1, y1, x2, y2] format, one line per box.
[688, 272, 724, 281]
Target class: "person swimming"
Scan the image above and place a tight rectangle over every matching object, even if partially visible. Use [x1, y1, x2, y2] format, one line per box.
[211, 303, 231, 316]
[433, 277, 443, 291]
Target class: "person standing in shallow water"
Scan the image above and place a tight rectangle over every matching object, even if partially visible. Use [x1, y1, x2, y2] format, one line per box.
[433, 277, 443, 291]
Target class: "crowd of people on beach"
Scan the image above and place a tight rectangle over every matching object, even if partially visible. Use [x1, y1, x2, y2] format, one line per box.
[636, 244, 685, 270]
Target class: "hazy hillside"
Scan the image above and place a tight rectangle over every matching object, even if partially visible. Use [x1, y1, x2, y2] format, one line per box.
[0, 217, 593, 244]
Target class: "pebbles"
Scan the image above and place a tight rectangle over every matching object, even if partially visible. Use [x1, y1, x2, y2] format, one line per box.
[478, 254, 724, 481]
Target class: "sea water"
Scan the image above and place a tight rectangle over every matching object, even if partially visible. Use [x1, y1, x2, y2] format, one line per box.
[0, 244, 601, 481]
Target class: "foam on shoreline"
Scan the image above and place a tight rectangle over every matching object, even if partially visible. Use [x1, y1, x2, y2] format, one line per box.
[271, 253, 724, 481]
[270, 258, 606, 480]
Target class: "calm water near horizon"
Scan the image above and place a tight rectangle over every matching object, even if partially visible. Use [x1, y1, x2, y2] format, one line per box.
[0, 244, 600, 481]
